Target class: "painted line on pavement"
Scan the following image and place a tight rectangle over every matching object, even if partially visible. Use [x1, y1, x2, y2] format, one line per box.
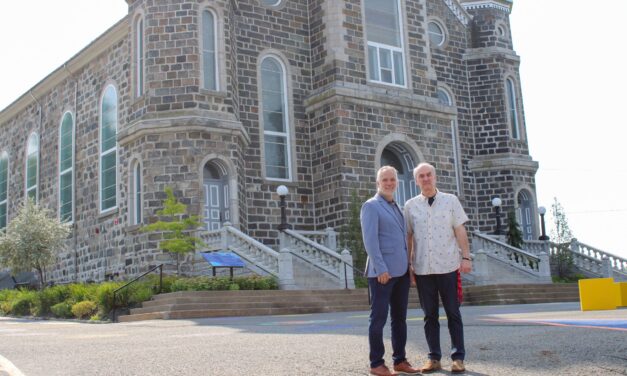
[479, 318, 627, 332]
[0, 354, 25, 376]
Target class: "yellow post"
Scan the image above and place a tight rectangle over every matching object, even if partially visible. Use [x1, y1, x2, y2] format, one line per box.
[578, 278, 616, 311]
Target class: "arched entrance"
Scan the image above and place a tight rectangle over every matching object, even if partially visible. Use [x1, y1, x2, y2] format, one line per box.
[516, 189, 534, 240]
[380, 144, 417, 206]
[203, 161, 230, 230]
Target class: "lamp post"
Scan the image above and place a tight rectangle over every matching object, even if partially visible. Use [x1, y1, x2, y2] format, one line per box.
[538, 206, 549, 241]
[491, 197, 502, 235]
[276, 185, 290, 231]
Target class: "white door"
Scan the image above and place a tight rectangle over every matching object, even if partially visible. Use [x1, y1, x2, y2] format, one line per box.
[204, 179, 229, 230]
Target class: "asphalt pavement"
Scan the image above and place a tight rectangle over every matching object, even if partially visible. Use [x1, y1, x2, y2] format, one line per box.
[0, 302, 625, 375]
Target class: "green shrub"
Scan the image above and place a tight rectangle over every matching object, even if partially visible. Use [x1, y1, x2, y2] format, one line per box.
[354, 276, 368, 289]
[0, 289, 20, 315]
[32, 285, 70, 316]
[128, 284, 154, 306]
[71, 300, 97, 319]
[10, 290, 38, 316]
[68, 283, 97, 303]
[50, 302, 73, 318]
[95, 282, 125, 314]
[228, 283, 240, 290]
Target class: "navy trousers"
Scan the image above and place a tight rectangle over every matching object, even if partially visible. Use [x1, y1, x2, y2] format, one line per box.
[415, 270, 465, 361]
[368, 272, 410, 368]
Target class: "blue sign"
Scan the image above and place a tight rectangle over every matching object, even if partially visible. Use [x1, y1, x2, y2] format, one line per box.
[201, 252, 245, 267]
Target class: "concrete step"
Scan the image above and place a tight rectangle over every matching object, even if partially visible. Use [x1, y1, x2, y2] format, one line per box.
[117, 283, 580, 322]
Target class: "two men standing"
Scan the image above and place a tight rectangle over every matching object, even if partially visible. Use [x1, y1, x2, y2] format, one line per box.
[361, 163, 471, 375]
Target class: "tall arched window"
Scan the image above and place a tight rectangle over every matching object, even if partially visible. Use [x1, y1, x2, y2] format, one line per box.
[364, 0, 406, 86]
[59, 112, 74, 222]
[437, 88, 463, 195]
[100, 85, 118, 212]
[0, 152, 8, 230]
[25, 133, 39, 202]
[129, 160, 142, 225]
[260, 56, 291, 180]
[202, 9, 218, 90]
[135, 16, 144, 97]
[506, 77, 520, 139]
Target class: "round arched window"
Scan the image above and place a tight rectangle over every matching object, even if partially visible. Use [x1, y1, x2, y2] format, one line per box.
[428, 21, 445, 46]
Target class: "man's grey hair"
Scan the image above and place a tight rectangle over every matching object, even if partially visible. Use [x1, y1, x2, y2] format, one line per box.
[413, 162, 436, 179]
[377, 165, 398, 181]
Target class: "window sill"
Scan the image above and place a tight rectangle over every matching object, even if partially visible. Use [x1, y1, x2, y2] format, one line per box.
[98, 208, 119, 220]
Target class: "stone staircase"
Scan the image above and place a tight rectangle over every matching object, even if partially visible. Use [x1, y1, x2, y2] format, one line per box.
[117, 283, 580, 322]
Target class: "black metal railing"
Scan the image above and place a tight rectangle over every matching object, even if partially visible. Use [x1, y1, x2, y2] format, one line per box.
[111, 264, 163, 322]
[343, 263, 370, 305]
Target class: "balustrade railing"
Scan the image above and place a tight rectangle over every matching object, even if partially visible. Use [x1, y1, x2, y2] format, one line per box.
[553, 239, 627, 279]
[294, 228, 338, 251]
[283, 229, 349, 279]
[472, 232, 549, 280]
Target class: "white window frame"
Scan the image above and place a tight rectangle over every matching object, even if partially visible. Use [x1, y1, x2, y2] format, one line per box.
[506, 77, 521, 140]
[99, 84, 118, 213]
[0, 151, 8, 230]
[260, 55, 292, 182]
[129, 159, 143, 225]
[58, 111, 75, 223]
[25, 133, 39, 203]
[201, 8, 219, 91]
[135, 16, 145, 98]
[364, 0, 407, 87]
[428, 20, 446, 47]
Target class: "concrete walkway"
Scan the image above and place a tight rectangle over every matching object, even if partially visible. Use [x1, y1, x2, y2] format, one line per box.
[0, 302, 625, 375]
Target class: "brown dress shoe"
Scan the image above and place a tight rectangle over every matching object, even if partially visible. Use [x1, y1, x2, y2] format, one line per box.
[451, 359, 465, 374]
[420, 359, 441, 373]
[370, 364, 393, 376]
[393, 360, 421, 374]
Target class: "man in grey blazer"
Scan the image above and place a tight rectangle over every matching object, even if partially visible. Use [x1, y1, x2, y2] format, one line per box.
[361, 166, 419, 376]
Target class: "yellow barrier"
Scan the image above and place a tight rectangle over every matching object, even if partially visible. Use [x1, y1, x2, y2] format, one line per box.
[578, 278, 616, 311]
[617, 282, 627, 307]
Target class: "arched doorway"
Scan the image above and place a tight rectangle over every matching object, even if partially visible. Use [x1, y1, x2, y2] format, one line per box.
[516, 189, 534, 240]
[380, 144, 417, 206]
[203, 161, 230, 230]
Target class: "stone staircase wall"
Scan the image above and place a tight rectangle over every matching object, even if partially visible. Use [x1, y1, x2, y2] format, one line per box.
[118, 283, 580, 322]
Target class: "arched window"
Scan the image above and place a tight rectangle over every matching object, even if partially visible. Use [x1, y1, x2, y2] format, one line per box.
[506, 77, 520, 139]
[0, 152, 8, 230]
[59, 112, 74, 222]
[260, 56, 291, 180]
[100, 85, 118, 212]
[129, 160, 142, 225]
[202, 9, 218, 90]
[364, 0, 406, 86]
[437, 87, 463, 195]
[25, 133, 39, 202]
[135, 16, 144, 97]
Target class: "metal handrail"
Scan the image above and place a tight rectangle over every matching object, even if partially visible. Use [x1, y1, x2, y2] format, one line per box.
[342, 262, 370, 305]
[111, 264, 163, 322]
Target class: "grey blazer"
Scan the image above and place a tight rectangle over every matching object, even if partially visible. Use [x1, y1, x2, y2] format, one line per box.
[360, 194, 409, 278]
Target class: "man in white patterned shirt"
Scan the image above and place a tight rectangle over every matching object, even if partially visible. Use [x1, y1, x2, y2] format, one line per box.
[404, 162, 472, 374]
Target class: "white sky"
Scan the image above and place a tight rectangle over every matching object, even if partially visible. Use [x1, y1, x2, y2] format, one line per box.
[1, 1, 626, 258]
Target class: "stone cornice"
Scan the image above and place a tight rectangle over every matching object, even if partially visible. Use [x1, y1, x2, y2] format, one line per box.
[468, 153, 539, 173]
[118, 109, 250, 147]
[442, 0, 473, 26]
[463, 46, 520, 62]
[304, 83, 458, 119]
[0, 15, 130, 126]
[460, 0, 513, 14]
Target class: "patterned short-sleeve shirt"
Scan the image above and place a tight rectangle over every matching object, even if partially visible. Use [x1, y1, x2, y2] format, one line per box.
[404, 191, 468, 275]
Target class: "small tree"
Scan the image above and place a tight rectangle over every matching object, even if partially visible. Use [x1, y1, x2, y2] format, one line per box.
[0, 198, 70, 288]
[550, 197, 575, 279]
[339, 190, 367, 271]
[506, 210, 524, 249]
[142, 187, 205, 275]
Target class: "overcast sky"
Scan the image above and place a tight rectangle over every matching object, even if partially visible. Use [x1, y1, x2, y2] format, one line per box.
[1, 1, 625, 258]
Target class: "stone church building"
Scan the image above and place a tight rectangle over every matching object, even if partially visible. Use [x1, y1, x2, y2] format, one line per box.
[0, 0, 539, 283]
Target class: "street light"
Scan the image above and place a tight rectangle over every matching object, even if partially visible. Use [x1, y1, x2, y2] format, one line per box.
[491, 197, 502, 235]
[538, 206, 549, 241]
[276, 185, 290, 231]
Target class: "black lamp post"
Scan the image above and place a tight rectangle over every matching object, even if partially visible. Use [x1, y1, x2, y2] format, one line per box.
[492, 197, 502, 235]
[276, 185, 290, 231]
[538, 206, 549, 241]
